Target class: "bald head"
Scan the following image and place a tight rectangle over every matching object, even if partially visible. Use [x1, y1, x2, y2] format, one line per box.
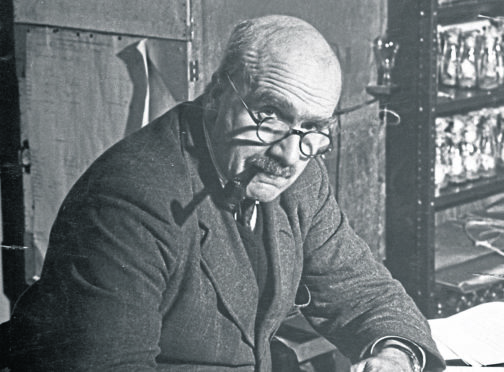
[208, 15, 342, 110]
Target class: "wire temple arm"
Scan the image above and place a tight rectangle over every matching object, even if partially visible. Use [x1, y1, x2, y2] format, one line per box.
[333, 97, 378, 116]
[332, 97, 401, 126]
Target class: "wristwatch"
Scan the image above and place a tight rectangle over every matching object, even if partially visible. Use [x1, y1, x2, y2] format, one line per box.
[376, 339, 422, 372]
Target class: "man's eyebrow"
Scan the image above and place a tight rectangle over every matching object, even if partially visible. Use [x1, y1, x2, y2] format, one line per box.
[307, 116, 336, 129]
[248, 89, 337, 128]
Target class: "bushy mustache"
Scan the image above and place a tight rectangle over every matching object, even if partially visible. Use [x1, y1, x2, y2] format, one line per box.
[246, 154, 295, 178]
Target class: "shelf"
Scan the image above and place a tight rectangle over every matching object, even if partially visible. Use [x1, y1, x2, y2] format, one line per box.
[436, 253, 504, 293]
[435, 168, 504, 210]
[387, 0, 504, 317]
[436, 86, 504, 116]
[438, 0, 504, 25]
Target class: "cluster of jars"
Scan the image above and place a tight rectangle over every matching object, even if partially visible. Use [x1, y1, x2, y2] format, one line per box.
[435, 284, 504, 317]
[439, 21, 504, 90]
[435, 107, 504, 192]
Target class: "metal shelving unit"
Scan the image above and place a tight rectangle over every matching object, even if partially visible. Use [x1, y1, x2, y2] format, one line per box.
[437, 86, 504, 115]
[386, 0, 504, 317]
[435, 169, 504, 210]
[438, 0, 503, 23]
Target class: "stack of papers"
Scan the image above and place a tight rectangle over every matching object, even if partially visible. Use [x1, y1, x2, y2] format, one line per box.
[445, 368, 504, 371]
[429, 302, 504, 367]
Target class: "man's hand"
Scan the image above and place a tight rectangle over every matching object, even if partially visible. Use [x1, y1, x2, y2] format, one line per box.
[350, 347, 416, 372]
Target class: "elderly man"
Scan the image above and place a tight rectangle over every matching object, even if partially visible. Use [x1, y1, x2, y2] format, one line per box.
[4, 15, 444, 372]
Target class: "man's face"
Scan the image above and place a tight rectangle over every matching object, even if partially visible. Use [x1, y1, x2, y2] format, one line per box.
[210, 47, 340, 203]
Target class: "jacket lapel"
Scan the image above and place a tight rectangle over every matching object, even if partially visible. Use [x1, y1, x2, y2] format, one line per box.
[180, 102, 259, 348]
[260, 200, 302, 332]
[179, 101, 299, 350]
[198, 198, 258, 348]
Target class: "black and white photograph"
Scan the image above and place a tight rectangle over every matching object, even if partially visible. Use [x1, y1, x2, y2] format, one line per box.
[1, 1, 504, 371]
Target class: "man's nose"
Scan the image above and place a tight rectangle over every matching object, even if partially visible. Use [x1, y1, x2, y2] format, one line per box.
[268, 134, 301, 166]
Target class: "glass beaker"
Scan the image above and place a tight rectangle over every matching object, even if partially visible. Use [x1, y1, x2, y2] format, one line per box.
[373, 35, 400, 86]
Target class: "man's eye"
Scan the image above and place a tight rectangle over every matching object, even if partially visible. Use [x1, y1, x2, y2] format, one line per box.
[304, 123, 328, 132]
[256, 108, 278, 120]
[302, 122, 330, 133]
[302, 123, 319, 131]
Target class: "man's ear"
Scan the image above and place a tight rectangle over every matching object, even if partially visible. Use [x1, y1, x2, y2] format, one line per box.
[207, 72, 226, 104]
[207, 79, 234, 120]
[202, 91, 220, 128]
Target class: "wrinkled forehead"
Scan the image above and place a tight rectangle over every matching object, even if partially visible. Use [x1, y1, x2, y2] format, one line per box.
[242, 30, 341, 118]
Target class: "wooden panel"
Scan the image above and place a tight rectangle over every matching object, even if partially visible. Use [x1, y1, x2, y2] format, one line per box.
[14, 0, 189, 39]
[15, 26, 189, 278]
[337, 109, 386, 259]
[197, 0, 387, 256]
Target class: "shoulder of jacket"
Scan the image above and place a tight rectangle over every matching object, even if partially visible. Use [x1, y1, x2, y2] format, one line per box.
[287, 158, 329, 198]
[68, 104, 191, 202]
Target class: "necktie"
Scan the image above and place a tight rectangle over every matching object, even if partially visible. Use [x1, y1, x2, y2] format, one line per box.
[236, 199, 256, 229]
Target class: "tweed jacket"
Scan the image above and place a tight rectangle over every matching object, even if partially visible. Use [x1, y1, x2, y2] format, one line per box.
[7, 100, 444, 371]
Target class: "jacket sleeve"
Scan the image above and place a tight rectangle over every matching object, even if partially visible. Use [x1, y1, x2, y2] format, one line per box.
[9, 174, 179, 371]
[298, 159, 445, 371]
[8, 111, 194, 371]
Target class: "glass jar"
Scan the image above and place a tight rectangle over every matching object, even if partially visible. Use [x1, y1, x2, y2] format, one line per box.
[440, 29, 461, 87]
[446, 116, 466, 183]
[477, 110, 497, 177]
[495, 108, 504, 167]
[461, 114, 481, 181]
[478, 29, 500, 90]
[496, 35, 504, 85]
[435, 118, 451, 193]
[458, 31, 481, 88]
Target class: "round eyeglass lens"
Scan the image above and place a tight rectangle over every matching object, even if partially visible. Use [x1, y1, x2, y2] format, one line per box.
[256, 118, 291, 144]
[300, 132, 331, 156]
[257, 119, 332, 156]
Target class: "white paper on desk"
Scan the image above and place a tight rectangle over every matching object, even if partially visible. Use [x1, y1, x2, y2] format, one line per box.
[446, 368, 504, 371]
[429, 302, 504, 366]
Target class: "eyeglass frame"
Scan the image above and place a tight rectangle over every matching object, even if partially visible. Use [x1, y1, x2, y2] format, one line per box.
[225, 73, 334, 158]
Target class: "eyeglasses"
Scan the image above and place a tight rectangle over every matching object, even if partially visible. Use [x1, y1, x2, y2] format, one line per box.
[225, 73, 333, 158]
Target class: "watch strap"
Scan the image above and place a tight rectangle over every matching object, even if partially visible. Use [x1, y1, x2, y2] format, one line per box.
[374, 339, 422, 372]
